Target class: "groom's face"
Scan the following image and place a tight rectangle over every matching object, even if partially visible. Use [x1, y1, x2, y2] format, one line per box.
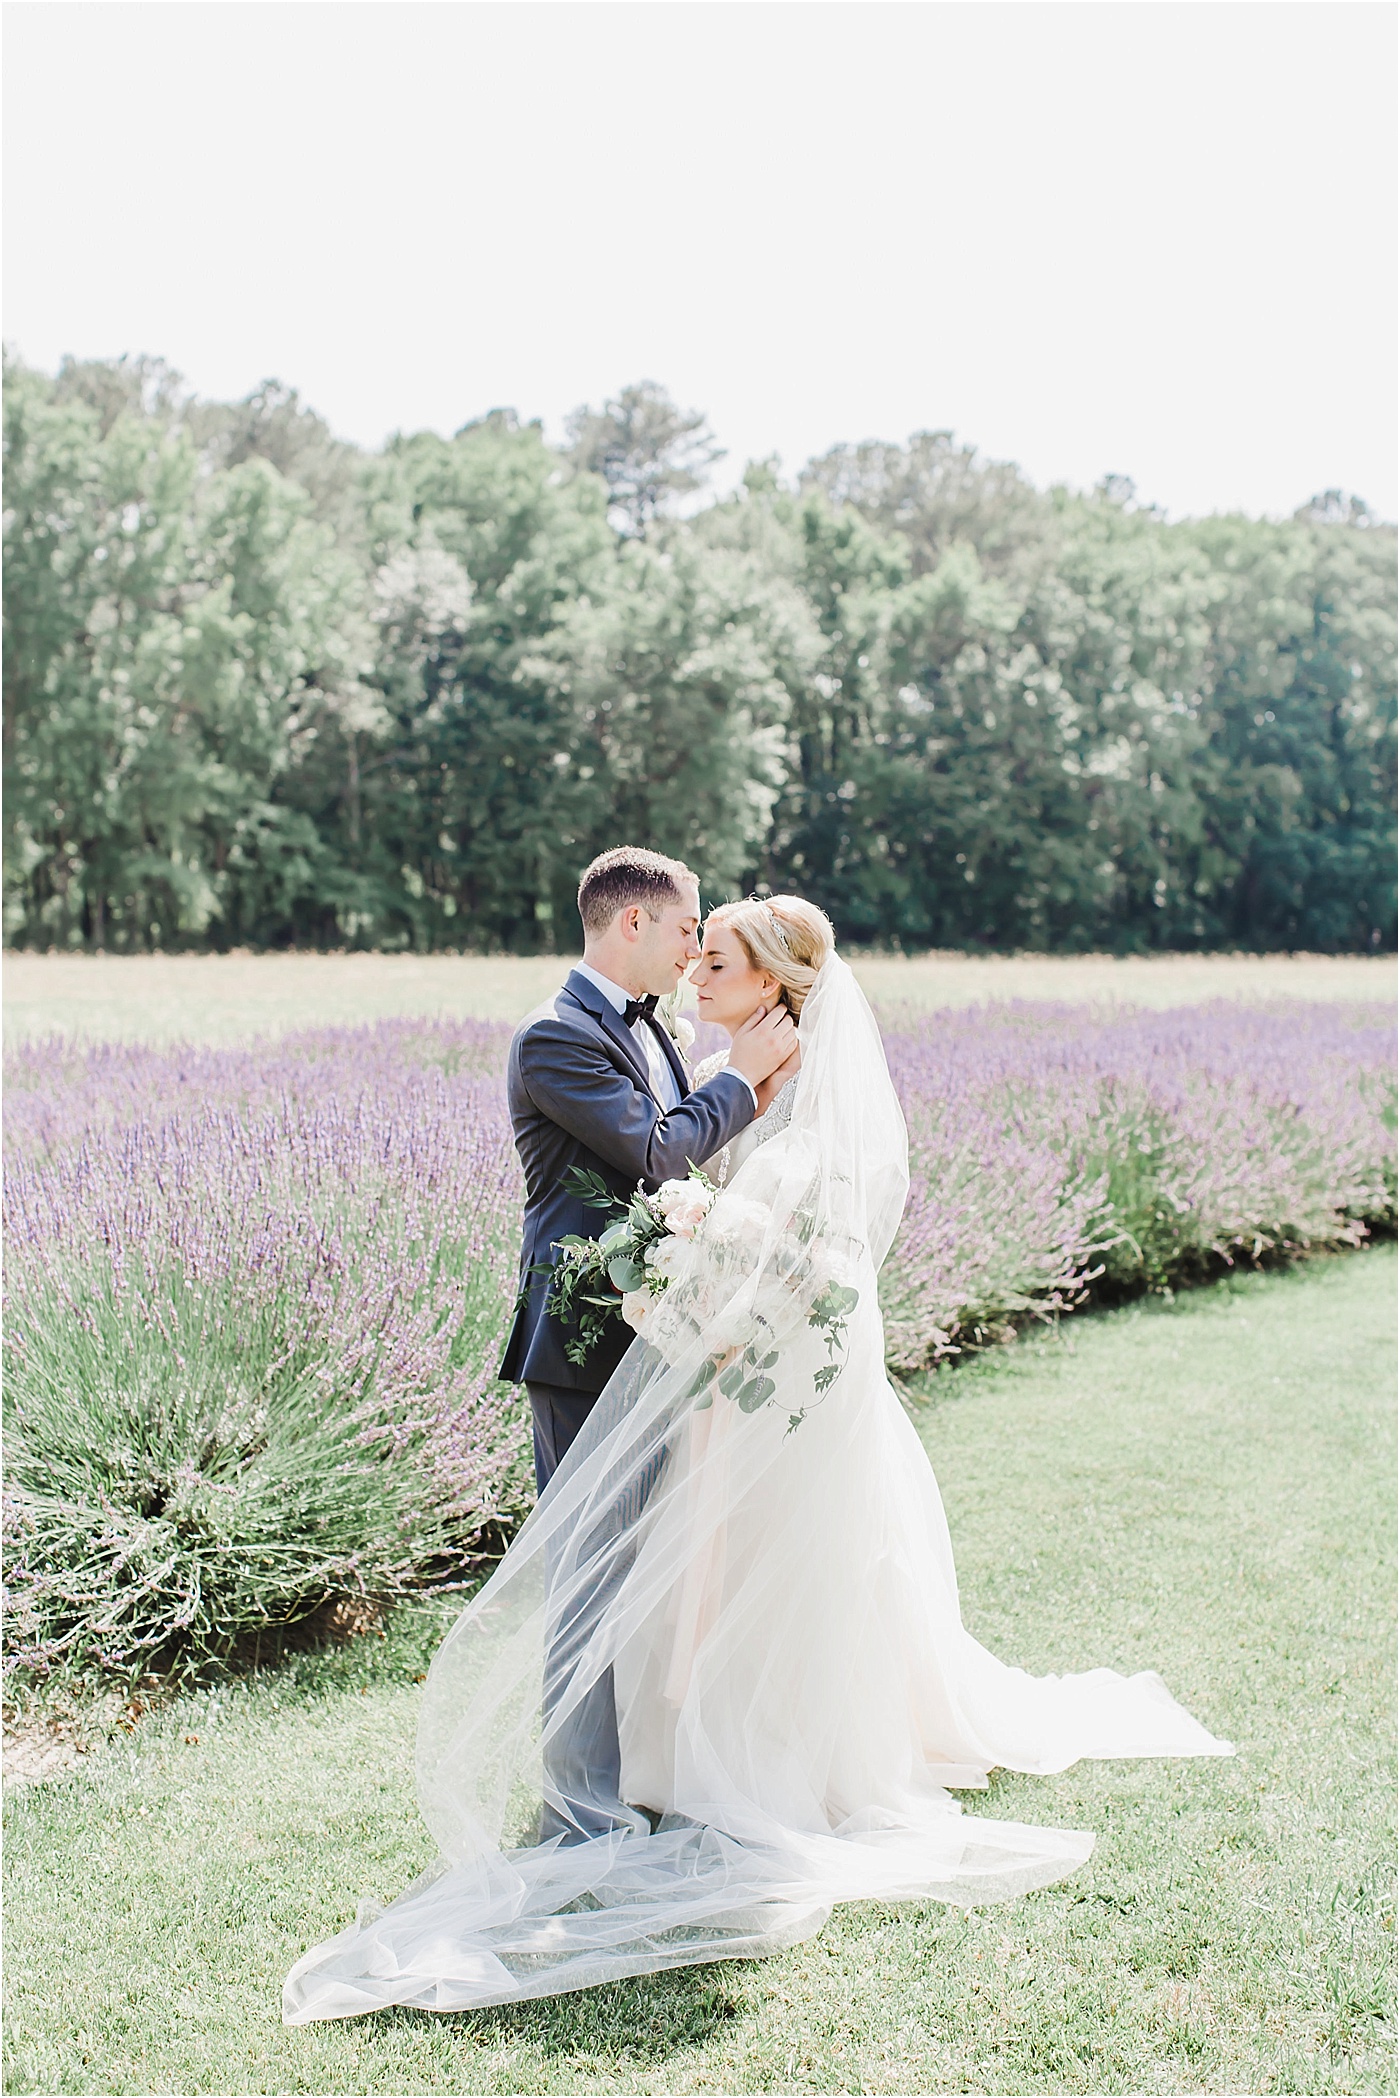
[634, 882, 703, 995]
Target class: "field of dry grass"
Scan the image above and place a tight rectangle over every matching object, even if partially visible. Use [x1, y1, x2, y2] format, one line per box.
[4, 948, 1394, 1045]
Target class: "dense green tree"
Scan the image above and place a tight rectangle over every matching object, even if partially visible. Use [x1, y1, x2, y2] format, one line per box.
[539, 523, 816, 911]
[3, 358, 369, 949]
[763, 486, 1219, 950]
[49, 351, 187, 436]
[332, 418, 812, 947]
[1187, 512, 1397, 949]
[186, 379, 366, 545]
[801, 429, 1054, 585]
[783, 443, 1394, 952]
[751, 481, 910, 920]
[566, 381, 723, 536]
[330, 413, 619, 949]
[4, 359, 1394, 954]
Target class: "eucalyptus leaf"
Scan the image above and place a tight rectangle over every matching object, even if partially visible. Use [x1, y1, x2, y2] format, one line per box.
[736, 1375, 776, 1413]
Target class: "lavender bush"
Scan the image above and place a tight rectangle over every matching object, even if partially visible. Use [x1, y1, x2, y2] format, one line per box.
[4, 1001, 1393, 1679]
[5, 1022, 530, 1679]
[878, 1000, 1395, 1368]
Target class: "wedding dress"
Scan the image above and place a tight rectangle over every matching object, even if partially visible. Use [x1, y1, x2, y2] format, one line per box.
[284, 957, 1231, 2024]
[691, 1048, 798, 1185]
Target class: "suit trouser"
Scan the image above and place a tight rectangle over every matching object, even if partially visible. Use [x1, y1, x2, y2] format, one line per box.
[527, 1380, 629, 1843]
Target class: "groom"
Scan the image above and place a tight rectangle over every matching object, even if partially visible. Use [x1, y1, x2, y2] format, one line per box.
[501, 843, 796, 1489]
[500, 845, 795, 1841]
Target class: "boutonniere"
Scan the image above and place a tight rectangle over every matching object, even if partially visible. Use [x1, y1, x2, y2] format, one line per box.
[654, 994, 696, 1059]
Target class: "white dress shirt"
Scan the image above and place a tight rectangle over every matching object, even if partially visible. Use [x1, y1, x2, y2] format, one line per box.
[573, 962, 756, 1112]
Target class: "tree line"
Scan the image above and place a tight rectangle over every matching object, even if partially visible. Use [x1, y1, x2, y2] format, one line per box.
[4, 356, 1394, 954]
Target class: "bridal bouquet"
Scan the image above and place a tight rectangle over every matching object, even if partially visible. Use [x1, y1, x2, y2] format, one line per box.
[546, 1161, 860, 1431]
[675, 1180, 861, 1431]
[546, 1165, 720, 1369]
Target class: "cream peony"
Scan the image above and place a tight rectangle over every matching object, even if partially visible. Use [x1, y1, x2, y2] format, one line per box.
[706, 1195, 772, 1249]
[644, 1234, 692, 1281]
[653, 1178, 714, 1239]
[663, 1193, 710, 1239]
[704, 1278, 760, 1353]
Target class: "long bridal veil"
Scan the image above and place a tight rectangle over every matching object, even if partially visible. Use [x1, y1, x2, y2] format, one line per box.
[284, 956, 1231, 2024]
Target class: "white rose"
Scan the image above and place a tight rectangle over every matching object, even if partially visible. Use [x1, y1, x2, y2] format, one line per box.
[654, 1179, 694, 1218]
[619, 1289, 652, 1334]
[671, 1016, 696, 1053]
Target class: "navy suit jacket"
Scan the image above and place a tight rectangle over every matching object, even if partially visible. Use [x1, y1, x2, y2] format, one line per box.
[499, 968, 756, 1393]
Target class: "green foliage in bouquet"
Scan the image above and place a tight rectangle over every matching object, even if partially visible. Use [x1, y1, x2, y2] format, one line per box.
[541, 1165, 716, 1369]
[808, 1279, 861, 1390]
[685, 1260, 862, 1435]
[686, 1341, 779, 1415]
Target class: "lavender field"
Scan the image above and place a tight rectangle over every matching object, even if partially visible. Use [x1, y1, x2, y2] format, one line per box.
[4, 999, 1394, 1683]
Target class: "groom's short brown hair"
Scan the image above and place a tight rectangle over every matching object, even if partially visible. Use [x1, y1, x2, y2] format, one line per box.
[577, 846, 698, 936]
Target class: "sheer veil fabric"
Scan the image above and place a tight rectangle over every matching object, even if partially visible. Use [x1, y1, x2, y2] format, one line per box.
[283, 956, 1232, 2024]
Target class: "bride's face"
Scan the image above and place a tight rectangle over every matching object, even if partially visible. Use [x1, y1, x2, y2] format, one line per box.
[691, 925, 779, 1036]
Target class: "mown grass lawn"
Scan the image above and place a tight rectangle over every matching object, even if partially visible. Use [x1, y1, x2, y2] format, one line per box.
[4, 1246, 1394, 2097]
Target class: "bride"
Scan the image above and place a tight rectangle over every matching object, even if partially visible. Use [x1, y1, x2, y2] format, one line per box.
[284, 897, 1231, 2024]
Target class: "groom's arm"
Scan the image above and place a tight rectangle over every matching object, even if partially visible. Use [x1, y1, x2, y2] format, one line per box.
[518, 1023, 756, 1186]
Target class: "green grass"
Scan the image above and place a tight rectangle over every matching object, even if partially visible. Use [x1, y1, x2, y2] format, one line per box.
[4, 1246, 1395, 2096]
[5, 948, 1395, 1044]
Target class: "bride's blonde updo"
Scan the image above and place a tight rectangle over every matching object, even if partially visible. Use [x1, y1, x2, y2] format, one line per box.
[704, 895, 835, 1022]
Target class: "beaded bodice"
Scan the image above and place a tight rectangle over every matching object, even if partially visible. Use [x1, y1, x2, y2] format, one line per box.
[692, 1050, 799, 1185]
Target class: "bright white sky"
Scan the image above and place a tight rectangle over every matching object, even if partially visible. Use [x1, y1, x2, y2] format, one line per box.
[4, 1, 1396, 520]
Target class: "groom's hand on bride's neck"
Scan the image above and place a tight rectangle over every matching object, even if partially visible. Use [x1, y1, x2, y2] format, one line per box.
[727, 1002, 797, 1091]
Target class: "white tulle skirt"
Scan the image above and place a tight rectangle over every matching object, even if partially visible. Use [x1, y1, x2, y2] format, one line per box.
[284, 961, 1232, 2024]
[284, 1343, 1230, 2023]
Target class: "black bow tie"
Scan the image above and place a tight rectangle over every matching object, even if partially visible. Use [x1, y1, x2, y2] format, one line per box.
[622, 994, 659, 1028]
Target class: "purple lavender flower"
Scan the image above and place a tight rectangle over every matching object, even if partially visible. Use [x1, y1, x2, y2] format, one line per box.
[4, 999, 1393, 1675]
